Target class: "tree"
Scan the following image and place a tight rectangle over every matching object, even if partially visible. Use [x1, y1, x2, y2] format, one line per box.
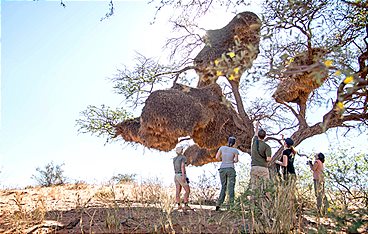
[77, 0, 367, 167]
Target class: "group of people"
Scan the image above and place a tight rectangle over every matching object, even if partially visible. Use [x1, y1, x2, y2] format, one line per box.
[173, 121, 328, 214]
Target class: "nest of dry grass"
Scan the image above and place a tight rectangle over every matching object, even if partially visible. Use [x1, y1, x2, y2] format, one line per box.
[115, 83, 245, 165]
[273, 49, 329, 105]
[194, 11, 261, 87]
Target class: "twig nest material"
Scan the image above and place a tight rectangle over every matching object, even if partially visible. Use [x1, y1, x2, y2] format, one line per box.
[194, 11, 261, 87]
[115, 83, 248, 165]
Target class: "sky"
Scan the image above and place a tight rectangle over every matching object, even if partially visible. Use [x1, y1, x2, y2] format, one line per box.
[0, 0, 253, 188]
[1, 0, 367, 189]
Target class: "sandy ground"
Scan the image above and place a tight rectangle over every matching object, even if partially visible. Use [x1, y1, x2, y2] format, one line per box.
[0, 183, 243, 233]
[1, 183, 367, 233]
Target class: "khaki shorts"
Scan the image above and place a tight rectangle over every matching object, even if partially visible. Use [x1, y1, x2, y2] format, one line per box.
[174, 174, 188, 186]
[250, 166, 270, 190]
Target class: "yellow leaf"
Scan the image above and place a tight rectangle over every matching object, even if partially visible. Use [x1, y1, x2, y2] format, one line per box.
[343, 76, 353, 84]
[327, 207, 332, 212]
[228, 74, 235, 80]
[214, 59, 219, 66]
[336, 102, 344, 110]
[227, 52, 235, 58]
[233, 67, 240, 74]
[334, 70, 341, 76]
[216, 70, 223, 76]
[324, 60, 333, 67]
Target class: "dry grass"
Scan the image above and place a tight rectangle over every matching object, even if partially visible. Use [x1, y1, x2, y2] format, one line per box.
[0, 179, 367, 233]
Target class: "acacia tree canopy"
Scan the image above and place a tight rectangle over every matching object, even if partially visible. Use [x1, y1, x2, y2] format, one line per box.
[77, 0, 367, 166]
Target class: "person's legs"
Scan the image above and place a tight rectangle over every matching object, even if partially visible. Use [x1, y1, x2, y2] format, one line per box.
[320, 180, 329, 215]
[314, 179, 322, 214]
[250, 167, 259, 192]
[175, 175, 182, 206]
[228, 168, 236, 206]
[183, 184, 190, 204]
[251, 166, 269, 195]
[216, 169, 227, 208]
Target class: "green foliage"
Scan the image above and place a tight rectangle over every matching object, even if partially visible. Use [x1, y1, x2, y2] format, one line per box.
[110, 53, 179, 107]
[111, 173, 137, 184]
[325, 147, 368, 207]
[31, 161, 66, 187]
[76, 104, 132, 143]
[236, 179, 302, 233]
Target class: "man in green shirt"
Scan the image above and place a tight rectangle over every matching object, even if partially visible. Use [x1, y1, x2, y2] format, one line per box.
[250, 121, 272, 191]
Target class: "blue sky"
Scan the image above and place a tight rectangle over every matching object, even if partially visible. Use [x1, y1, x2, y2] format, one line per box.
[1, 1, 367, 188]
[0, 0, 181, 187]
[1, 0, 245, 188]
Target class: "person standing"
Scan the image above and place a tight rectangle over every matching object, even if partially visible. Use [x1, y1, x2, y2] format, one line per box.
[275, 137, 297, 181]
[215, 136, 239, 211]
[173, 146, 191, 210]
[309, 152, 329, 215]
[250, 121, 272, 191]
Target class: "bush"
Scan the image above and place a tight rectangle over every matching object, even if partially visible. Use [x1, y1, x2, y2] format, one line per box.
[111, 173, 137, 184]
[191, 171, 220, 205]
[31, 161, 66, 187]
[325, 147, 368, 208]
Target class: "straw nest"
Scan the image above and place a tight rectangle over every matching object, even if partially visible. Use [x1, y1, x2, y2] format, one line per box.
[272, 48, 329, 105]
[194, 11, 261, 87]
[115, 83, 250, 165]
[184, 144, 218, 166]
[115, 118, 143, 144]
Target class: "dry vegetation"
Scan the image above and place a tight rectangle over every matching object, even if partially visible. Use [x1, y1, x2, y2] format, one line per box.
[1, 177, 367, 234]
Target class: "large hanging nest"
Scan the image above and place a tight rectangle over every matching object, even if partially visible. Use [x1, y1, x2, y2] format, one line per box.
[115, 83, 250, 165]
[273, 48, 329, 105]
[184, 144, 218, 166]
[194, 11, 262, 87]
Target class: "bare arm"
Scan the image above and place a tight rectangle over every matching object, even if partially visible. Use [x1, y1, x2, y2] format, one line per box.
[310, 160, 319, 171]
[276, 155, 288, 167]
[254, 121, 259, 136]
[181, 161, 186, 175]
[266, 145, 272, 162]
[216, 149, 222, 161]
[234, 153, 239, 163]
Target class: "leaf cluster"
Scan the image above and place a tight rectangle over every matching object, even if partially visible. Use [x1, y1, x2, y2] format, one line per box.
[110, 54, 176, 107]
[325, 147, 368, 206]
[76, 104, 132, 143]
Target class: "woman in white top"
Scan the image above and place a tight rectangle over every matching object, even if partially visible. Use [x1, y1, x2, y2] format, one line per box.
[215, 136, 239, 211]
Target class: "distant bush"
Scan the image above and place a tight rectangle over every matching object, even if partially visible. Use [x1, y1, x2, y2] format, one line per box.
[111, 173, 137, 184]
[31, 161, 66, 187]
[191, 171, 220, 205]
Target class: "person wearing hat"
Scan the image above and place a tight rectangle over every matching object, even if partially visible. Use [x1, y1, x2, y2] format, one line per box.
[275, 136, 297, 180]
[173, 146, 191, 210]
[215, 136, 239, 211]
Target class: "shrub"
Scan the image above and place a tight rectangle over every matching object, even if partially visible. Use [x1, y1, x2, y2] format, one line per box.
[31, 161, 66, 187]
[111, 173, 137, 184]
[191, 171, 220, 205]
